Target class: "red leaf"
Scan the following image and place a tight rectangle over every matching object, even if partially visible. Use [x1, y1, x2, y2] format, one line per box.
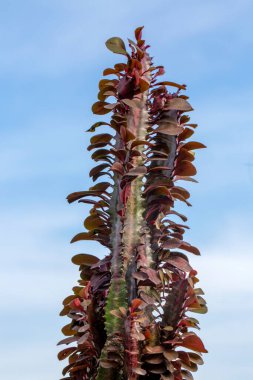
[163, 238, 182, 249]
[91, 148, 112, 162]
[139, 77, 150, 92]
[156, 81, 187, 90]
[57, 336, 78, 346]
[180, 242, 200, 255]
[170, 186, 190, 200]
[71, 232, 94, 244]
[104, 102, 118, 110]
[135, 26, 144, 41]
[90, 133, 112, 144]
[87, 121, 111, 132]
[174, 160, 197, 177]
[92, 101, 112, 115]
[89, 164, 109, 178]
[166, 255, 193, 272]
[148, 166, 172, 172]
[188, 352, 204, 365]
[120, 183, 131, 205]
[164, 98, 193, 112]
[71, 253, 99, 266]
[61, 324, 76, 337]
[142, 268, 161, 285]
[67, 191, 89, 203]
[84, 215, 105, 230]
[156, 123, 184, 136]
[90, 182, 111, 191]
[99, 78, 118, 90]
[177, 148, 195, 163]
[180, 334, 208, 353]
[111, 162, 124, 176]
[178, 127, 194, 142]
[122, 98, 142, 108]
[168, 210, 188, 222]
[131, 298, 143, 310]
[182, 141, 206, 150]
[178, 351, 191, 365]
[145, 345, 164, 354]
[127, 166, 147, 176]
[103, 68, 118, 76]
[58, 347, 77, 361]
[133, 271, 148, 281]
[133, 367, 147, 375]
[139, 291, 156, 305]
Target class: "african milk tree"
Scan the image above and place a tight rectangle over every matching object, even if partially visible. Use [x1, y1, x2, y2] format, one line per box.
[58, 26, 207, 380]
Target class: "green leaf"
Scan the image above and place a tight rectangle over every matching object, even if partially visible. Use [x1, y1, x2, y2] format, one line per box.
[105, 37, 127, 55]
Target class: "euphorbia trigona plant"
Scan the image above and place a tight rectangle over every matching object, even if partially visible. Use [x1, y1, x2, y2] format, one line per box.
[58, 26, 207, 380]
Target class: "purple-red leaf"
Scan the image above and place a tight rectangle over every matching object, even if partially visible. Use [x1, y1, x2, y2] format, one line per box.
[179, 334, 208, 353]
[182, 141, 206, 150]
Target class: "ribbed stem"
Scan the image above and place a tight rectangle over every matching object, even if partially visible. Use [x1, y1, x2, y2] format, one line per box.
[123, 53, 153, 302]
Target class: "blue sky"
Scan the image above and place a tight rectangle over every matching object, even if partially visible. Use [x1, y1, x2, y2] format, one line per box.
[0, 0, 253, 379]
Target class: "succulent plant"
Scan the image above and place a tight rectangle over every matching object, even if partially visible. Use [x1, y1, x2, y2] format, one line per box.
[58, 26, 207, 380]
